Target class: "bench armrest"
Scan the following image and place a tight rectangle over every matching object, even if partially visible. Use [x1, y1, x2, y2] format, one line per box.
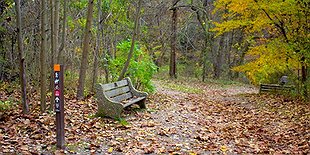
[124, 77, 148, 97]
[96, 83, 124, 118]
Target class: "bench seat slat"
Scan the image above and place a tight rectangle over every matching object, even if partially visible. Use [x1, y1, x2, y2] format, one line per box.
[102, 79, 128, 91]
[105, 86, 130, 98]
[111, 92, 132, 102]
[260, 83, 294, 93]
[122, 97, 145, 107]
[261, 85, 292, 89]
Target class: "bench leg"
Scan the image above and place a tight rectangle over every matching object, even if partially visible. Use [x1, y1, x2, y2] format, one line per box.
[97, 102, 123, 119]
[138, 99, 147, 109]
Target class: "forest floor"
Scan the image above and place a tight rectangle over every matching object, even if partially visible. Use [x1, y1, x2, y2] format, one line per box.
[0, 79, 309, 154]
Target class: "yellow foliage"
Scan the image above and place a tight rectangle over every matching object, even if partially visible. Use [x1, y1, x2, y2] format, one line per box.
[215, 0, 309, 84]
[75, 47, 82, 54]
[233, 39, 300, 85]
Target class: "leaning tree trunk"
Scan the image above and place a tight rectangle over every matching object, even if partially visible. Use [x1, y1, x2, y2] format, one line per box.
[77, 0, 94, 99]
[40, 0, 47, 112]
[118, 0, 142, 81]
[15, 0, 29, 114]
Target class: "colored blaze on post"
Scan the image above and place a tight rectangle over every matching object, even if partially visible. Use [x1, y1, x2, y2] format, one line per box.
[54, 64, 65, 149]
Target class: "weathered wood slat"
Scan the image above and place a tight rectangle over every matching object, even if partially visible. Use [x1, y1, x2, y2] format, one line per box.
[111, 92, 133, 102]
[105, 86, 130, 98]
[122, 97, 145, 107]
[101, 79, 128, 91]
[259, 84, 294, 93]
[260, 85, 293, 89]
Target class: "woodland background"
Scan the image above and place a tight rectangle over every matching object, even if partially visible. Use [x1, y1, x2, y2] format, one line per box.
[0, 0, 309, 113]
[0, 0, 309, 154]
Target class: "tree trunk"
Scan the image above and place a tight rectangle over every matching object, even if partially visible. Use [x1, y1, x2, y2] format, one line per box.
[102, 5, 110, 83]
[58, 0, 67, 64]
[103, 34, 110, 83]
[77, 0, 94, 99]
[301, 56, 308, 99]
[118, 0, 142, 81]
[227, 31, 234, 79]
[15, 0, 29, 114]
[170, 0, 179, 79]
[49, 0, 55, 110]
[213, 35, 224, 79]
[91, 0, 101, 92]
[55, 0, 60, 58]
[40, 0, 47, 112]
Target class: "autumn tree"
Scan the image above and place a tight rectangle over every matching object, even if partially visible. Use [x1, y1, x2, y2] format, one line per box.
[214, 0, 310, 98]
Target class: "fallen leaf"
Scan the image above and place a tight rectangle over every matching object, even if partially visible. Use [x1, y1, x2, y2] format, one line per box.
[220, 145, 228, 152]
[108, 147, 113, 153]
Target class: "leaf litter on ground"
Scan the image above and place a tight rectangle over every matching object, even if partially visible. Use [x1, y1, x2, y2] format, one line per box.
[0, 79, 309, 154]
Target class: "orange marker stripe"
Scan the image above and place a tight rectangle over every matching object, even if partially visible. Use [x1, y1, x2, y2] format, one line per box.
[54, 64, 60, 71]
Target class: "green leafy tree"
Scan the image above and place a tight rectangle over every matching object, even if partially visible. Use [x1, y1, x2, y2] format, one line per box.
[109, 40, 157, 93]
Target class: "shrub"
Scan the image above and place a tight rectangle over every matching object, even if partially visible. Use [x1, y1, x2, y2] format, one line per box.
[0, 100, 16, 112]
[108, 40, 157, 93]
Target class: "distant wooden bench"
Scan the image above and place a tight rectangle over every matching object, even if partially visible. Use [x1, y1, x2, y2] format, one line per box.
[96, 77, 148, 118]
[259, 84, 294, 94]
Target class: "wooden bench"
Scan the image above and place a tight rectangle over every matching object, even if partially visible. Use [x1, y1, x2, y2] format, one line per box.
[259, 84, 294, 94]
[95, 77, 148, 118]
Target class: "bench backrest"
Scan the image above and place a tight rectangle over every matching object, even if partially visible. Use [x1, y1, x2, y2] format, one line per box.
[101, 79, 133, 102]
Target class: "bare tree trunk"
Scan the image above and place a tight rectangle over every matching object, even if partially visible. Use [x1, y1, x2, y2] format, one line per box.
[15, 0, 29, 114]
[118, 0, 142, 81]
[54, 0, 60, 63]
[213, 34, 224, 79]
[77, 0, 94, 99]
[169, 0, 179, 79]
[103, 34, 110, 83]
[49, 0, 55, 110]
[227, 31, 234, 79]
[58, 0, 67, 64]
[301, 56, 308, 99]
[91, 0, 101, 92]
[40, 0, 47, 112]
[102, 4, 110, 83]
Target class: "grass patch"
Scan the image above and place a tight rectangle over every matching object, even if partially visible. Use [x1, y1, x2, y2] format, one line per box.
[157, 79, 203, 94]
[165, 83, 203, 93]
[202, 78, 246, 87]
[116, 117, 130, 126]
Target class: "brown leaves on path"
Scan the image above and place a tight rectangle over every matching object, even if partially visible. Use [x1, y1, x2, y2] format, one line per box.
[1, 79, 309, 154]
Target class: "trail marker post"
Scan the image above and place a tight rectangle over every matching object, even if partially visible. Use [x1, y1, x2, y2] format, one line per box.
[54, 64, 65, 149]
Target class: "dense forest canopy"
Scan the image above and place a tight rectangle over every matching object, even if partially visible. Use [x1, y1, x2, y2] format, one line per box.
[0, 0, 309, 112]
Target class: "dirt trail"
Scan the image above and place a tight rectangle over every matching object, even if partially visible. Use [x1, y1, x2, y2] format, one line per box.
[91, 80, 261, 154]
[108, 80, 309, 154]
[1, 80, 309, 154]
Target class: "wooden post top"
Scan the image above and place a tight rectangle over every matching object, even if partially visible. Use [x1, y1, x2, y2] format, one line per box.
[54, 64, 60, 71]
